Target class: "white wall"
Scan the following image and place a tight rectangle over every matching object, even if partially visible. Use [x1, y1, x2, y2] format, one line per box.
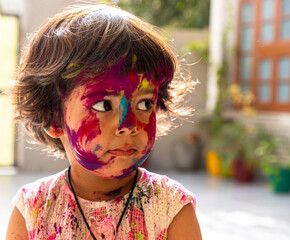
[150, 29, 208, 170]
[14, 0, 75, 171]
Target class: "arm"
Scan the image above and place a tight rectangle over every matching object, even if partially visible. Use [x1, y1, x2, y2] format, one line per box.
[6, 206, 29, 240]
[167, 202, 202, 240]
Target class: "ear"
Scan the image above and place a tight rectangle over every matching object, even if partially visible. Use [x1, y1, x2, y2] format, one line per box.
[44, 123, 64, 138]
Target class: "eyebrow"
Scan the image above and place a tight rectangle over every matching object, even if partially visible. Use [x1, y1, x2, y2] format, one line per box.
[138, 88, 155, 95]
[81, 90, 119, 100]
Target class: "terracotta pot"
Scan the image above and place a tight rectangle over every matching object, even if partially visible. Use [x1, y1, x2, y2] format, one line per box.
[233, 158, 255, 183]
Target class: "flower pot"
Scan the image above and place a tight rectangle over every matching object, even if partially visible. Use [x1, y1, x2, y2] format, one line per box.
[262, 162, 290, 193]
[233, 158, 255, 183]
[205, 150, 222, 176]
[220, 153, 233, 177]
[268, 168, 290, 193]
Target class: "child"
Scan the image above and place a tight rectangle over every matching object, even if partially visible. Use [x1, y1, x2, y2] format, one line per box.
[6, 4, 202, 240]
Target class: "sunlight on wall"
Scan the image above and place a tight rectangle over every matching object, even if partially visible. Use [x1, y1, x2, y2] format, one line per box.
[0, 15, 18, 166]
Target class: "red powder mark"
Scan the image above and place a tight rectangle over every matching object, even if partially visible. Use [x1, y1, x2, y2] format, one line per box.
[48, 233, 57, 239]
[141, 150, 146, 154]
[112, 196, 123, 204]
[77, 115, 101, 145]
[119, 102, 138, 130]
[28, 230, 36, 238]
[136, 120, 147, 129]
[50, 123, 63, 137]
[181, 194, 187, 201]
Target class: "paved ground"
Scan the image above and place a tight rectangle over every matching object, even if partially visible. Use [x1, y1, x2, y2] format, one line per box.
[1, 167, 289, 239]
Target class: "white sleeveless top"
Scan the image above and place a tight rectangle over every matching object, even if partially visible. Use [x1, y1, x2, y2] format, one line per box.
[13, 168, 196, 239]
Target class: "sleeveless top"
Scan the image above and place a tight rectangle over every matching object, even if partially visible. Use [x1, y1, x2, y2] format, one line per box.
[13, 168, 196, 239]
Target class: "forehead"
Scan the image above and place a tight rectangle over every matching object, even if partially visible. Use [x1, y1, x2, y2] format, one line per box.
[75, 70, 158, 95]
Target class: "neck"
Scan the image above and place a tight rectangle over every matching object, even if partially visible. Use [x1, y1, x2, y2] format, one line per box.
[67, 165, 140, 201]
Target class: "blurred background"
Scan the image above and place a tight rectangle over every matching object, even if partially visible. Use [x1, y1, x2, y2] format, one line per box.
[0, 0, 290, 239]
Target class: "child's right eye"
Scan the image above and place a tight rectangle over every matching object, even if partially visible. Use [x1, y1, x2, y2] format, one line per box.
[91, 100, 112, 112]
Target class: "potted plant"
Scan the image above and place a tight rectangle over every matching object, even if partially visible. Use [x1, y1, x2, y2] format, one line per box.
[258, 137, 290, 193]
[230, 125, 267, 183]
[200, 117, 276, 183]
[208, 121, 259, 182]
[200, 117, 236, 178]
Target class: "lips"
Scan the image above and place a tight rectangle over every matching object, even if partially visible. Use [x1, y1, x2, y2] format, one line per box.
[108, 149, 137, 156]
[108, 147, 137, 156]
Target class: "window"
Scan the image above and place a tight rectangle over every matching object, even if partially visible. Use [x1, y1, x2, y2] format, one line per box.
[258, 59, 272, 102]
[260, 0, 275, 43]
[277, 57, 290, 102]
[237, 0, 290, 111]
[0, 14, 18, 166]
[239, 3, 254, 93]
[281, 0, 290, 39]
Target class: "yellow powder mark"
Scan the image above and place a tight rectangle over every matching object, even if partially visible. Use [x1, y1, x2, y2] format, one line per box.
[46, 199, 51, 209]
[31, 207, 37, 217]
[134, 231, 145, 240]
[131, 222, 137, 229]
[102, 210, 107, 218]
[61, 63, 84, 79]
[137, 76, 149, 90]
[163, 233, 168, 239]
[132, 54, 137, 67]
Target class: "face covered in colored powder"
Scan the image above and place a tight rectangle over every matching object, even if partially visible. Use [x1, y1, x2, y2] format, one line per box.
[61, 68, 159, 179]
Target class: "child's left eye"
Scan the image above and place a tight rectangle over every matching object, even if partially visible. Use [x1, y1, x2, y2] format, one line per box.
[137, 99, 153, 111]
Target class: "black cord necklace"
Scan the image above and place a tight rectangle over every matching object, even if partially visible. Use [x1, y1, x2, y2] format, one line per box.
[67, 166, 139, 240]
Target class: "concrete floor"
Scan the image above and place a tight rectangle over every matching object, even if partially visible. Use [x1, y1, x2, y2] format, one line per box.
[1, 167, 290, 240]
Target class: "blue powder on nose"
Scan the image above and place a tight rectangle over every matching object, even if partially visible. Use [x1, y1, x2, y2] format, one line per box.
[119, 95, 128, 126]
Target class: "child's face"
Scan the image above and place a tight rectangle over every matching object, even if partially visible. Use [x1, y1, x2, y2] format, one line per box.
[62, 69, 158, 179]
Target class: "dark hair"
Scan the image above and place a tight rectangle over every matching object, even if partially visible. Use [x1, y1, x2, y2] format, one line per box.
[12, 4, 193, 157]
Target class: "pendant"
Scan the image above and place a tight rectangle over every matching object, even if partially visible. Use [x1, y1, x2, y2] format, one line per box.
[86, 216, 116, 240]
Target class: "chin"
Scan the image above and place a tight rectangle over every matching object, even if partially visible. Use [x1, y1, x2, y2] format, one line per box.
[91, 164, 137, 179]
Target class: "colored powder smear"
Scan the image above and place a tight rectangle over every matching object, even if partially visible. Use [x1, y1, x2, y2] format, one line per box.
[64, 57, 160, 177]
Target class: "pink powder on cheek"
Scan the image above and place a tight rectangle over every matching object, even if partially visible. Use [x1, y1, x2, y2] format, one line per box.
[65, 114, 107, 170]
[77, 115, 101, 145]
[142, 110, 156, 156]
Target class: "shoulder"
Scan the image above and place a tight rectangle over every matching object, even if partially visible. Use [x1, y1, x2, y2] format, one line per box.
[167, 202, 202, 240]
[13, 170, 67, 220]
[139, 168, 196, 204]
[138, 168, 196, 222]
[15, 170, 66, 200]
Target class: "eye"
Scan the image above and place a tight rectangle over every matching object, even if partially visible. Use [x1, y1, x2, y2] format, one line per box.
[92, 100, 112, 112]
[137, 99, 153, 111]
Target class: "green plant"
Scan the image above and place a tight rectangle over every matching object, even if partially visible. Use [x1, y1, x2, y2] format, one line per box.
[258, 136, 290, 168]
[117, 0, 210, 28]
[260, 154, 290, 193]
[200, 117, 281, 170]
[182, 39, 209, 62]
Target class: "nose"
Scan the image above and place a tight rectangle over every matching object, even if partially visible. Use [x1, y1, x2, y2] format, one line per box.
[115, 126, 139, 136]
[117, 95, 139, 136]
